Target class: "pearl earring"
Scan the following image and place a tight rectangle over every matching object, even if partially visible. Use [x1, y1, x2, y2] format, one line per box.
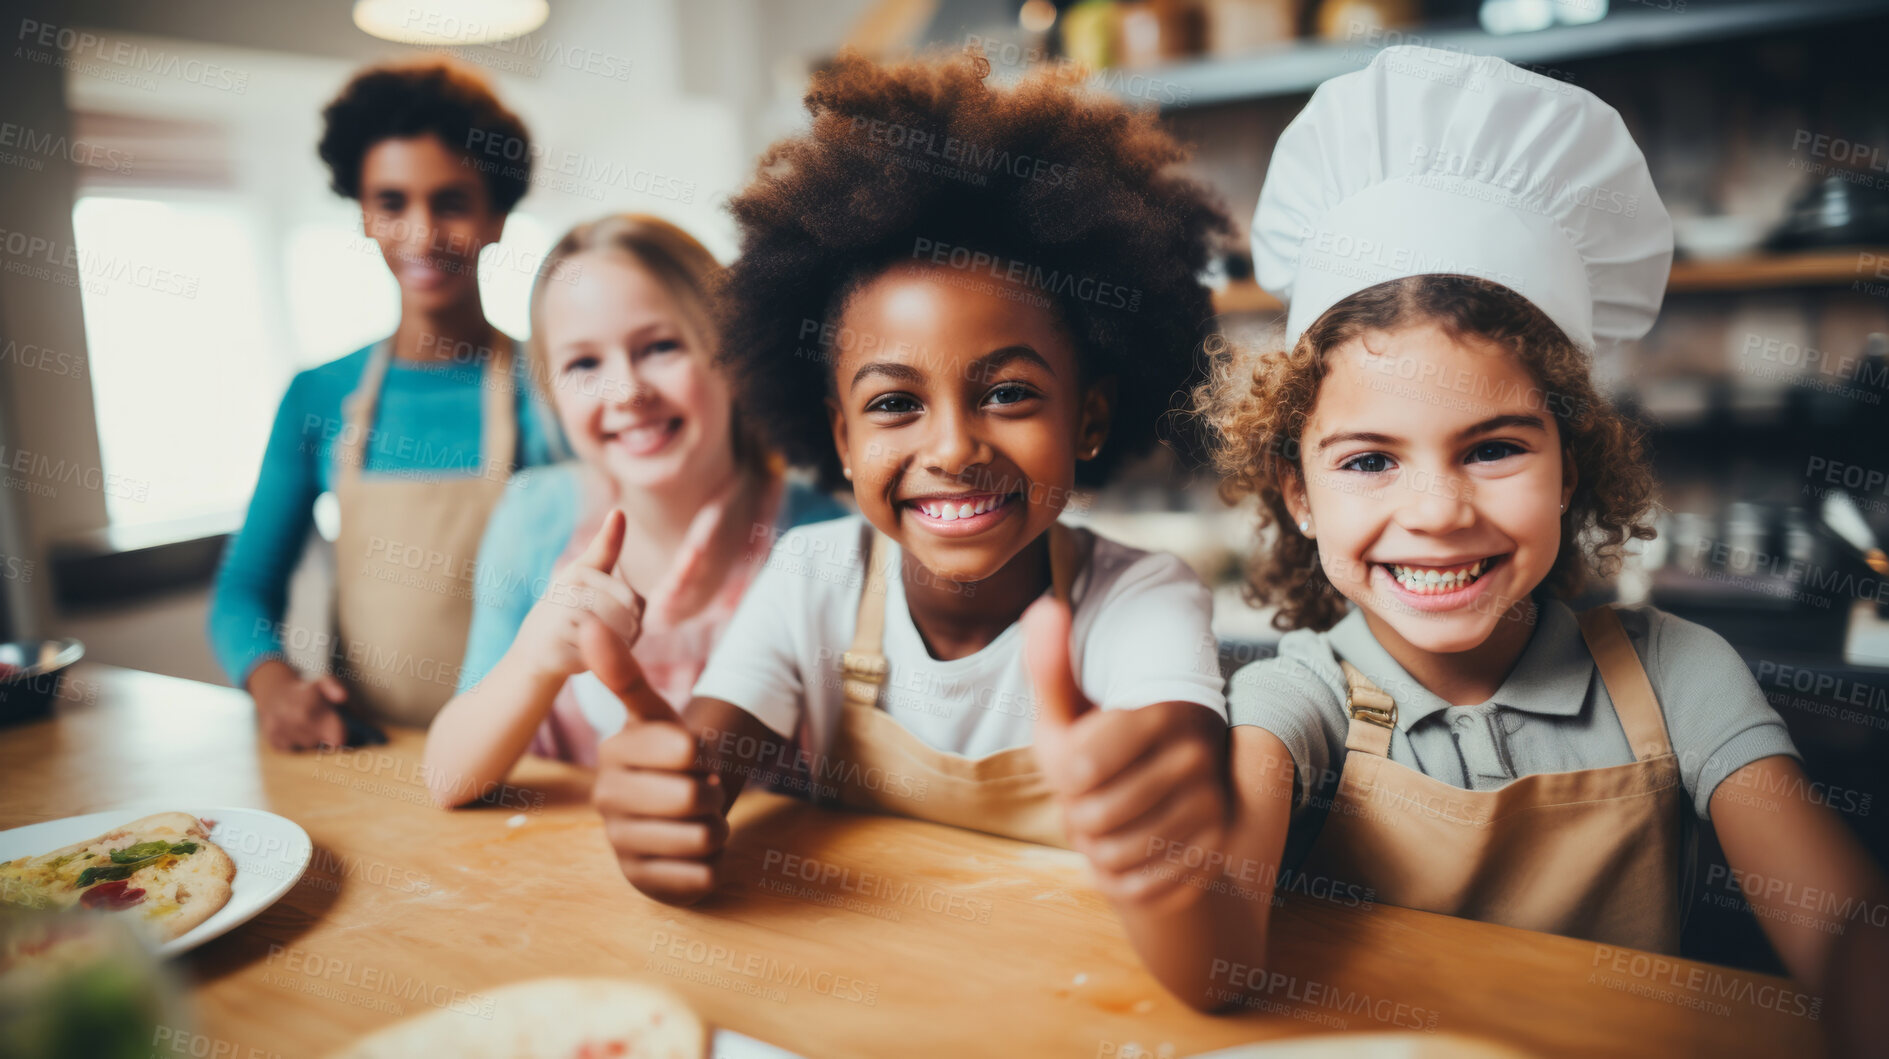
[842, 467, 852, 480]
[1298, 520, 1311, 533]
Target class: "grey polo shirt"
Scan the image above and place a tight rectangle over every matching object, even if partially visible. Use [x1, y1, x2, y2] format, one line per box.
[1228, 598, 1800, 825]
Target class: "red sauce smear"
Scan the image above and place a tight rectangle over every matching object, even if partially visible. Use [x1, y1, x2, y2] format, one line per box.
[79, 880, 146, 910]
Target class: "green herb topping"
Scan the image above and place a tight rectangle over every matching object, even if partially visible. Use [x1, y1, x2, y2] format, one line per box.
[75, 864, 136, 887]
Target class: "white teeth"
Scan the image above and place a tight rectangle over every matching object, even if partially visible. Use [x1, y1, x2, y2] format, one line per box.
[1385, 558, 1492, 594]
[912, 494, 1013, 521]
[616, 420, 676, 450]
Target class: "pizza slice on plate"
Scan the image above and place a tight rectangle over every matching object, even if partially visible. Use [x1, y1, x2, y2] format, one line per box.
[0, 811, 235, 943]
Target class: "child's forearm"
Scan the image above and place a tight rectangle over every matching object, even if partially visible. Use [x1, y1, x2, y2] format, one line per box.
[1710, 753, 1889, 1056]
[1713, 756, 1889, 1055]
[1114, 854, 1273, 1011]
[1712, 756, 1889, 990]
[1123, 724, 1294, 1011]
[1822, 887, 1889, 1059]
[680, 697, 784, 815]
[423, 653, 567, 808]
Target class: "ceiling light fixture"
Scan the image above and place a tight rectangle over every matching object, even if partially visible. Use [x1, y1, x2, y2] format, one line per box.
[353, 0, 549, 46]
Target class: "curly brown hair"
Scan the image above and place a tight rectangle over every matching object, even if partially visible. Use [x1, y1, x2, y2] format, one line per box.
[717, 51, 1232, 491]
[318, 58, 532, 214]
[1196, 275, 1658, 631]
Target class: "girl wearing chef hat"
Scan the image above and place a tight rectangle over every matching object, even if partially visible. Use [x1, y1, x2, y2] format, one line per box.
[1180, 45, 1888, 1025]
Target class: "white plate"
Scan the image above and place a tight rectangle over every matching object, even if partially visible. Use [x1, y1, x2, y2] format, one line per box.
[1186, 1034, 1538, 1058]
[0, 805, 312, 958]
[711, 1028, 807, 1059]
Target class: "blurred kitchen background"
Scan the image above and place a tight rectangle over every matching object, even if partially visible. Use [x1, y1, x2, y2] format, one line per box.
[1, 0, 1887, 972]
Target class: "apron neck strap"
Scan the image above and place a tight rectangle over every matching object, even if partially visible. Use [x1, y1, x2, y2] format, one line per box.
[334, 334, 518, 482]
[841, 523, 1083, 710]
[479, 336, 518, 479]
[1577, 605, 1672, 761]
[840, 530, 894, 708]
[1336, 604, 1673, 763]
[1339, 661, 1397, 756]
[335, 338, 394, 480]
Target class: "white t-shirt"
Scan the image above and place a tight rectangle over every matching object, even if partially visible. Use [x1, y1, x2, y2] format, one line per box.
[692, 515, 1227, 759]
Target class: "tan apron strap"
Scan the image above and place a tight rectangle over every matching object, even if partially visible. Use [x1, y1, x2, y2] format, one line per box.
[1339, 660, 1396, 757]
[335, 338, 394, 480]
[338, 335, 517, 482]
[480, 337, 518, 478]
[841, 529, 893, 708]
[840, 522, 1086, 711]
[1577, 605, 1672, 761]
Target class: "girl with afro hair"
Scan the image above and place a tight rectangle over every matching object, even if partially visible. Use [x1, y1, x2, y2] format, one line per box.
[585, 52, 1266, 998]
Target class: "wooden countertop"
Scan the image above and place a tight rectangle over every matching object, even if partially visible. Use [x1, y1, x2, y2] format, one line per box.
[0, 665, 1826, 1058]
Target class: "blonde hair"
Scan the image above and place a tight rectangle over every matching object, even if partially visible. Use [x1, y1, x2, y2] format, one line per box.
[527, 213, 768, 474]
[1194, 275, 1658, 632]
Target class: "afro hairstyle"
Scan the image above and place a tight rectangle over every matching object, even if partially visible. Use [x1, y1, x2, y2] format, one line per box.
[318, 58, 532, 214]
[717, 51, 1232, 492]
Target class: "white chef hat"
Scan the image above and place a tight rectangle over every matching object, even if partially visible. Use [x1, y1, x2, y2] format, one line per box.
[1252, 45, 1672, 356]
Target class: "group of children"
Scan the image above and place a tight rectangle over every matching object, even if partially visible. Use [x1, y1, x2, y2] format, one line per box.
[225, 42, 1886, 1041]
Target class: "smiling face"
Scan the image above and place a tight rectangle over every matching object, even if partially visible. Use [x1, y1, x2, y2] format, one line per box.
[539, 252, 737, 493]
[359, 134, 507, 314]
[827, 263, 1111, 585]
[1284, 323, 1575, 657]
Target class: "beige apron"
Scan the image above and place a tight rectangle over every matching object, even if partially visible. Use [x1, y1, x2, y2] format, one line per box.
[1302, 605, 1683, 952]
[825, 524, 1084, 848]
[331, 337, 517, 727]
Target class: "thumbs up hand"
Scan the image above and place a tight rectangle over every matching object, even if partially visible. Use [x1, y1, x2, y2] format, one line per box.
[586, 614, 731, 905]
[1024, 597, 1231, 912]
[1022, 594, 1094, 789]
[514, 509, 648, 684]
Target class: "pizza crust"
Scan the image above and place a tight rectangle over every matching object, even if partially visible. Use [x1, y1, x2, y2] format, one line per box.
[123, 814, 235, 942]
[329, 977, 707, 1059]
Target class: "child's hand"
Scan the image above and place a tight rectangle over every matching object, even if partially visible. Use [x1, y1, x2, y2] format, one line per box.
[514, 509, 646, 683]
[1024, 597, 1230, 912]
[586, 616, 729, 906]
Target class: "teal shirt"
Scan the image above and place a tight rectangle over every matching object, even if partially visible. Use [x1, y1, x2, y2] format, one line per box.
[206, 341, 566, 687]
[456, 463, 849, 693]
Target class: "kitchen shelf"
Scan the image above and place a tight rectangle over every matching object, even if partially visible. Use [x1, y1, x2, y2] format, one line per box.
[1209, 248, 1889, 314]
[1668, 249, 1889, 293]
[1108, 0, 1885, 110]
